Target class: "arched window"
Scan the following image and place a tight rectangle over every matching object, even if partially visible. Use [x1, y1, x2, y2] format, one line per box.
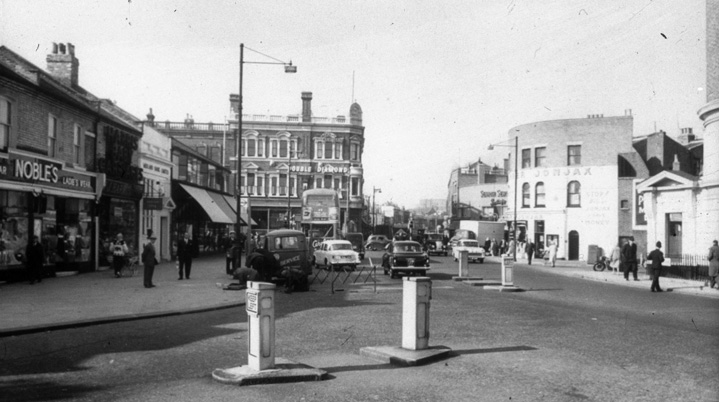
[522, 183, 530, 207]
[535, 182, 546, 207]
[567, 181, 581, 207]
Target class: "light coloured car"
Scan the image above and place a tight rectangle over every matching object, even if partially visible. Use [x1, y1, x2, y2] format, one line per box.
[452, 239, 485, 263]
[365, 235, 391, 251]
[313, 239, 361, 270]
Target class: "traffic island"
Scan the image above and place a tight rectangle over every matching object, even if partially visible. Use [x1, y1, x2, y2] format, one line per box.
[463, 279, 501, 287]
[482, 284, 524, 292]
[212, 358, 327, 385]
[212, 282, 327, 386]
[360, 277, 452, 367]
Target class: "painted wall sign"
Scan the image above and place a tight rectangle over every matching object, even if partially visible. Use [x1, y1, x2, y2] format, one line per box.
[519, 167, 593, 179]
[0, 153, 96, 193]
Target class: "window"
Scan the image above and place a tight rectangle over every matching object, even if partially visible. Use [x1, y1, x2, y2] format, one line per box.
[84, 131, 96, 170]
[315, 177, 322, 189]
[73, 125, 82, 164]
[522, 183, 530, 207]
[279, 174, 287, 196]
[535, 182, 546, 207]
[256, 175, 264, 196]
[351, 143, 359, 161]
[535, 147, 546, 168]
[0, 97, 10, 152]
[620, 199, 629, 210]
[567, 181, 581, 207]
[48, 115, 58, 157]
[246, 139, 256, 157]
[271, 140, 278, 157]
[568, 145, 581, 166]
[316, 142, 324, 159]
[334, 142, 341, 159]
[324, 142, 333, 159]
[289, 176, 296, 196]
[324, 175, 332, 189]
[279, 140, 288, 158]
[351, 177, 359, 196]
[243, 137, 263, 157]
[521, 149, 531, 169]
[246, 173, 255, 195]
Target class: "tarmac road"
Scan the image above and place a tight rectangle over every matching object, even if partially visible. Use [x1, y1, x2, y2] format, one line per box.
[1, 253, 717, 401]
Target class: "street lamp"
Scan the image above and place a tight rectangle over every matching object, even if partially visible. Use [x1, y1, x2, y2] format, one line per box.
[372, 186, 381, 233]
[235, 43, 296, 255]
[488, 135, 518, 261]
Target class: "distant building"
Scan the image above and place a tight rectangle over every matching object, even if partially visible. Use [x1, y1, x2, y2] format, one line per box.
[447, 159, 509, 228]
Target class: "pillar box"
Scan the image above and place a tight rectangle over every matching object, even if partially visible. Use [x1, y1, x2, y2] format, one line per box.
[458, 250, 469, 277]
[402, 277, 431, 351]
[246, 281, 276, 371]
[501, 255, 514, 286]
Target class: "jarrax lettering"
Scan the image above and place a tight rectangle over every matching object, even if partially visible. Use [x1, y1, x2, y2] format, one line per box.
[15, 160, 59, 183]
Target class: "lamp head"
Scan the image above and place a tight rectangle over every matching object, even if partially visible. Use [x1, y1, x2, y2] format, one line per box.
[487, 144, 494, 151]
[284, 62, 297, 73]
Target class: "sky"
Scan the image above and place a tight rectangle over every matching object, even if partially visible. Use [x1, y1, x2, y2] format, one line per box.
[0, 0, 707, 209]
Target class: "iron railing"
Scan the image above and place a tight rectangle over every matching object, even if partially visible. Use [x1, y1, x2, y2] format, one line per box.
[662, 253, 710, 282]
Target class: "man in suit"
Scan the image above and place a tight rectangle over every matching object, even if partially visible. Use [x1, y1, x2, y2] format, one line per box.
[647, 241, 665, 292]
[142, 235, 158, 288]
[621, 236, 639, 281]
[526, 241, 535, 265]
[177, 232, 196, 280]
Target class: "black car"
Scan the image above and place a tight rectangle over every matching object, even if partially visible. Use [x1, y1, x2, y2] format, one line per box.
[381, 240, 431, 278]
[423, 232, 448, 256]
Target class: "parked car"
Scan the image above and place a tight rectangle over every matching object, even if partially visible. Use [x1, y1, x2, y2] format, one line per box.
[344, 232, 365, 260]
[365, 235, 391, 251]
[381, 240, 431, 278]
[423, 232, 448, 256]
[449, 229, 477, 249]
[313, 239, 361, 270]
[260, 229, 313, 277]
[452, 238, 485, 263]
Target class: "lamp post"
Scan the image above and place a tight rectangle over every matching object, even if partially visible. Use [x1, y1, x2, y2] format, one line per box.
[286, 147, 292, 229]
[372, 186, 381, 233]
[235, 43, 296, 255]
[488, 135, 518, 261]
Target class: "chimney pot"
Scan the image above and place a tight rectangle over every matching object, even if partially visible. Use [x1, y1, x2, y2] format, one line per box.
[301, 91, 313, 122]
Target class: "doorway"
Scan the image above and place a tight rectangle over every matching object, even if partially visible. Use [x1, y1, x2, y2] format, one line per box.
[666, 213, 682, 257]
[568, 230, 579, 260]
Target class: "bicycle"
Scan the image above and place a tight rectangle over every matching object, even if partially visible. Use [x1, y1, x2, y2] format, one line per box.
[120, 256, 139, 277]
[593, 255, 611, 272]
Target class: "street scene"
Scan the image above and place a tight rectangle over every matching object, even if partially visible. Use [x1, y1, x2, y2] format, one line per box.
[1, 1, 719, 401]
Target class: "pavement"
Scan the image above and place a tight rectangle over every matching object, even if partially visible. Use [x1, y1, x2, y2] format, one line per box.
[1, 253, 717, 338]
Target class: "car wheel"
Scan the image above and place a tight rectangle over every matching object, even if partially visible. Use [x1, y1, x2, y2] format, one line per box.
[420, 270, 426, 276]
[444, 252, 448, 256]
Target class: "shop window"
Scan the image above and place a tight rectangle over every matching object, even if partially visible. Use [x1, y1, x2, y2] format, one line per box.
[568, 145, 582, 166]
[535, 182, 546, 207]
[521, 149, 531, 169]
[522, 183, 530, 207]
[535, 147, 546, 168]
[0, 190, 29, 268]
[567, 181, 581, 207]
[0, 97, 11, 152]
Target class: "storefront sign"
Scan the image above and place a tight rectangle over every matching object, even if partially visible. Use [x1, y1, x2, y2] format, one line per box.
[0, 153, 96, 194]
[635, 190, 647, 226]
[520, 167, 592, 179]
[104, 178, 144, 199]
[316, 163, 350, 174]
[143, 198, 164, 210]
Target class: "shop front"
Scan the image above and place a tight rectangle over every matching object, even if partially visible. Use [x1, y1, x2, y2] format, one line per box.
[97, 179, 143, 267]
[0, 152, 99, 280]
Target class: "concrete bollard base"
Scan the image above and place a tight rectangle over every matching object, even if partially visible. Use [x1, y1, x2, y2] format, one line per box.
[212, 357, 327, 386]
[463, 279, 501, 287]
[360, 345, 452, 367]
[451, 276, 483, 281]
[483, 284, 523, 292]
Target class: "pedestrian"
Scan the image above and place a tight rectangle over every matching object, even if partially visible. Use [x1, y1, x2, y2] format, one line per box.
[177, 232, 196, 280]
[526, 241, 535, 265]
[223, 231, 238, 275]
[141, 235, 158, 288]
[547, 240, 558, 267]
[707, 239, 719, 289]
[26, 235, 45, 284]
[492, 238, 499, 257]
[111, 233, 129, 278]
[647, 241, 665, 292]
[508, 239, 516, 258]
[609, 242, 621, 275]
[621, 236, 639, 281]
[484, 237, 491, 254]
[500, 238, 507, 255]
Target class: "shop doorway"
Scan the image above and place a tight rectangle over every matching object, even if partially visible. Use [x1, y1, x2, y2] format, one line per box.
[666, 213, 682, 257]
[568, 230, 579, 260]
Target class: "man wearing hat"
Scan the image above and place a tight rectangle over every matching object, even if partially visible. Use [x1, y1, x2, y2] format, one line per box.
[141, 234, 158, 288]
[647, 241, 665, 292]
[621, 236, 639, 281]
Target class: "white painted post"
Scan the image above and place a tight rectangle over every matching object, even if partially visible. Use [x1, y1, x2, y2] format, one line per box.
[501, 254, 514, 286]
[402, 276, 431, 351]
[458, 250, 469, 277]
[246, 281, 276, 371]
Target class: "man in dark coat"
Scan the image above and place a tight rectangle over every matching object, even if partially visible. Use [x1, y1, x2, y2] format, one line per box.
[177, 232, 197, 280]
[26, 235, 45, 284]
[526, 241, 535, 265]
[223, 231, 238, 275]
[647, 241, 664, 292]
[621, 237, 638, 281]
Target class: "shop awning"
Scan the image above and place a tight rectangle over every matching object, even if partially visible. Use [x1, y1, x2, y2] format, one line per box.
[179, 184, 234, 224]
[223, 194, 258, 226]
[207, 190, 239, 225]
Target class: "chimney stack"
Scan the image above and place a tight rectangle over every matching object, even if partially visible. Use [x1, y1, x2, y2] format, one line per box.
[678, 127, 695, 144]
[46, 42, 79, 88]
[147, 108, 155, 125]
[301, 92, 312, 122]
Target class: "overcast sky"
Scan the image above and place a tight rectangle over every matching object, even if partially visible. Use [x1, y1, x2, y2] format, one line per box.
[0, 0, 706, 208]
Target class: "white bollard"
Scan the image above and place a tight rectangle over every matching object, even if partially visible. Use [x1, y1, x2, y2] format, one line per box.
[458, 250, 469, 277]
[246, 281, 276, 371]
[402, 276, 431, 351]
[501, 254, 514, 286]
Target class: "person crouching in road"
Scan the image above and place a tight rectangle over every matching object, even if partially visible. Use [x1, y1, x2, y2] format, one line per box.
[647, 241, 665, 292]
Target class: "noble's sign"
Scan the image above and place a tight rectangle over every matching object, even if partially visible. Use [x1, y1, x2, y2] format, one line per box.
[0, 153, 95, 193]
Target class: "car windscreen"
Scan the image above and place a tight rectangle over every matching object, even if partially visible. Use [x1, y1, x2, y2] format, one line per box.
[331, 243, 353, 251]
[396, 244, 421, 252]
[427, 235, 443, 241]
[462, 241, 480, 247]
[272, 236, 300, 250]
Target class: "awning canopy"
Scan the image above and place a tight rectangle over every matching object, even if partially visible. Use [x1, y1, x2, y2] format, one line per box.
[223, 194, 258, 226]
[207, 190, 238, 225]
[179, 184, 234, 224]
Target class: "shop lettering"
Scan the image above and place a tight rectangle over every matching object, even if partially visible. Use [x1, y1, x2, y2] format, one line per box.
[15, 160, 59, 183]
[61, 176, 92, 188]
[316, 163, 349, 174]
[290, 165, 312, 173]
[520, 167, 592, 179]
[481, 191, 508, 198]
